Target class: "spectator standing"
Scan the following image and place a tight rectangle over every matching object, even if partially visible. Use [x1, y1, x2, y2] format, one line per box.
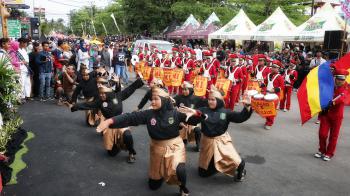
[36, 41, 53, 101]
[309, 51, 326, 69]
[77, 41, 89, 71]
[29, 42, 41, 98]
[18, 38, 32, 101]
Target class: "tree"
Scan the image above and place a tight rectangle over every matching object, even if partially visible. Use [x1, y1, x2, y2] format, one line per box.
[68, 0, 310, 35]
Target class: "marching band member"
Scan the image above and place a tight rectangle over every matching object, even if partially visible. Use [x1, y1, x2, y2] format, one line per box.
[152, 49, 161, 67]
[225, 54, 244, 110]
[254, 54, 270, 82]
[208, 50, 221, 84]
[178, 86, 252, 181]
[171, 48, 182, 68]
[238, 55, 248, 98]
[201, 51, 217, 94]
[183, 50, 196, 82]
[261, 60, 284, 130]
[160, 50, 170, 68]
[71, 77, 144, 162]
[97, 87, 198, 196]
[315, 69, 349, 161]
[279, 59, 298, 112]
[241, 56, 253, 95]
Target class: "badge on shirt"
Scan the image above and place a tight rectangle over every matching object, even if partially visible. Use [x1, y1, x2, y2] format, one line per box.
[150, 118, 157, 126]
[112, 98, 118, 104]
[102, 102, 108, 107]
[190, 104, 194, 109]
[168, 117, 174, 125]
[220, 113, 226, 120]
[180, 103, 184, 107]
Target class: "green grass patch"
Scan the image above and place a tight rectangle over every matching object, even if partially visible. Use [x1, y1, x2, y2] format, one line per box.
[7, 131, 35, 185]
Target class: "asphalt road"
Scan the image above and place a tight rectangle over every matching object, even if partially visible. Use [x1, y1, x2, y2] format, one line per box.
[3, 80, 350, 196]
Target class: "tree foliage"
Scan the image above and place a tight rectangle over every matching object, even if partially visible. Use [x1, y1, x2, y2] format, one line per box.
[41, 18, 67, 35]
[68, 0, 310, 36]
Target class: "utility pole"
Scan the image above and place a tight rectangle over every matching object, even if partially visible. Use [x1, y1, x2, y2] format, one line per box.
[311, 0, 315, 16]
[0, 0, 10, 37]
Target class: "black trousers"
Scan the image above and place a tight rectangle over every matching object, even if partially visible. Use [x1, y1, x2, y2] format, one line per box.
[107, 130, 136, 156]
[148, 163, 187, 191]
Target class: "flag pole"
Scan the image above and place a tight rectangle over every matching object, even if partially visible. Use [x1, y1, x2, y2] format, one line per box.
[102, 22, 108, 35]
[110, 13, 121, 33]
[91, 20, 97, 37]
[340, 18, 348, 57]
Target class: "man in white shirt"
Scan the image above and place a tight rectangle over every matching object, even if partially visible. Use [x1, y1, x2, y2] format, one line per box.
[108, 43, 114, 73]
[309, 51, 326, 69]
[18, 38, 32, 100]
[194, 45, 202, 61]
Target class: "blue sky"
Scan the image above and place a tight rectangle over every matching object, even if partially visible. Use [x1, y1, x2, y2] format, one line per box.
[24, 0, 111, 23]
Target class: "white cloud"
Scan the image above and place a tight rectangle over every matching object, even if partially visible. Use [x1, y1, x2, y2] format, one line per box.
[24, 0, 111, 23]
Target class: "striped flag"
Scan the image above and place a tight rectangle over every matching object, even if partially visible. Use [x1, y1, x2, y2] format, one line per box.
[297, 61, 335, 124]
[334, 52, 350, 105]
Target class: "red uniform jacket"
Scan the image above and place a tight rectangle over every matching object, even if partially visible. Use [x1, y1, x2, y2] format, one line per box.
[153, 58, 161, 67]
[324, 84, 348, 119]
[240, 66, 248, 81]
[210, 58, 221, 71]
[283, 69, 298, 87]
[263, 73, 285, 97]
[171, 57, 182, 68]
[200, 60, 217, 81]
[255, 65, 271, 80]
[225, 66, 244, 85]
[161, 59, 171, 68]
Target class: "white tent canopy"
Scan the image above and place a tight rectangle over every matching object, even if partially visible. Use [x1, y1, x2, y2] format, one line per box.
[291, 3, 350, 42]
[208, 9, 256, 41]
[250, 7, 297, 41]
[202, 12, 220, 29]
[179, 14, 201, 30]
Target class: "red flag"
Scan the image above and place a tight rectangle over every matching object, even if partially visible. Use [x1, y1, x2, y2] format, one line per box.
[334, 53, 350, 106]
[334, 52, 350, 70]
[345, 85, 350, 106]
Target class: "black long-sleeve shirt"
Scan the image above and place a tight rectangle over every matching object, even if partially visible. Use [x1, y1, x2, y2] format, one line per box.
[188, 107, 252, 137]
[71, 77, 99, 103]
[137, 89, 152, 110]
[110, 108, 192, 140]
[174, 94, 208, 109]
[72, 78, 144, 118]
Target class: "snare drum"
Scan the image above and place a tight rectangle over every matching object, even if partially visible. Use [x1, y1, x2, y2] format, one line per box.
[264, 93, 279, 101]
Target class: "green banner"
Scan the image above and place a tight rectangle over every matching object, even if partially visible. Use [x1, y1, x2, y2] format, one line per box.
[7, 19, 21, 38]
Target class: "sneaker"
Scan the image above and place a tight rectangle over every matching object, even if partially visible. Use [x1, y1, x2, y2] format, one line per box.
[40, 98, 46, 102]
[323, 155, 331, 161]
[283, 109, 287, 112]
[264, 125, 271, 130]
[127, 154, 136, 163]
[48, 97, 55, 101]
[235, 169, 247, 182]
[314, 152, 323, 158]
[315, 120, 320, 124]
[179, 186, 190, 196]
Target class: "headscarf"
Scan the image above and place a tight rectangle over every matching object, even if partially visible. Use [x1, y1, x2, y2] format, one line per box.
[151, 87, 174, 112]
[209, 86, 225, 110]
[79, 41, 87, 52]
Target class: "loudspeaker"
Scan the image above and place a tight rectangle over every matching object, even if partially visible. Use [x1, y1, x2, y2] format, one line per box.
[30, 17, 40, 40]
[323, 31, 347, 50]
